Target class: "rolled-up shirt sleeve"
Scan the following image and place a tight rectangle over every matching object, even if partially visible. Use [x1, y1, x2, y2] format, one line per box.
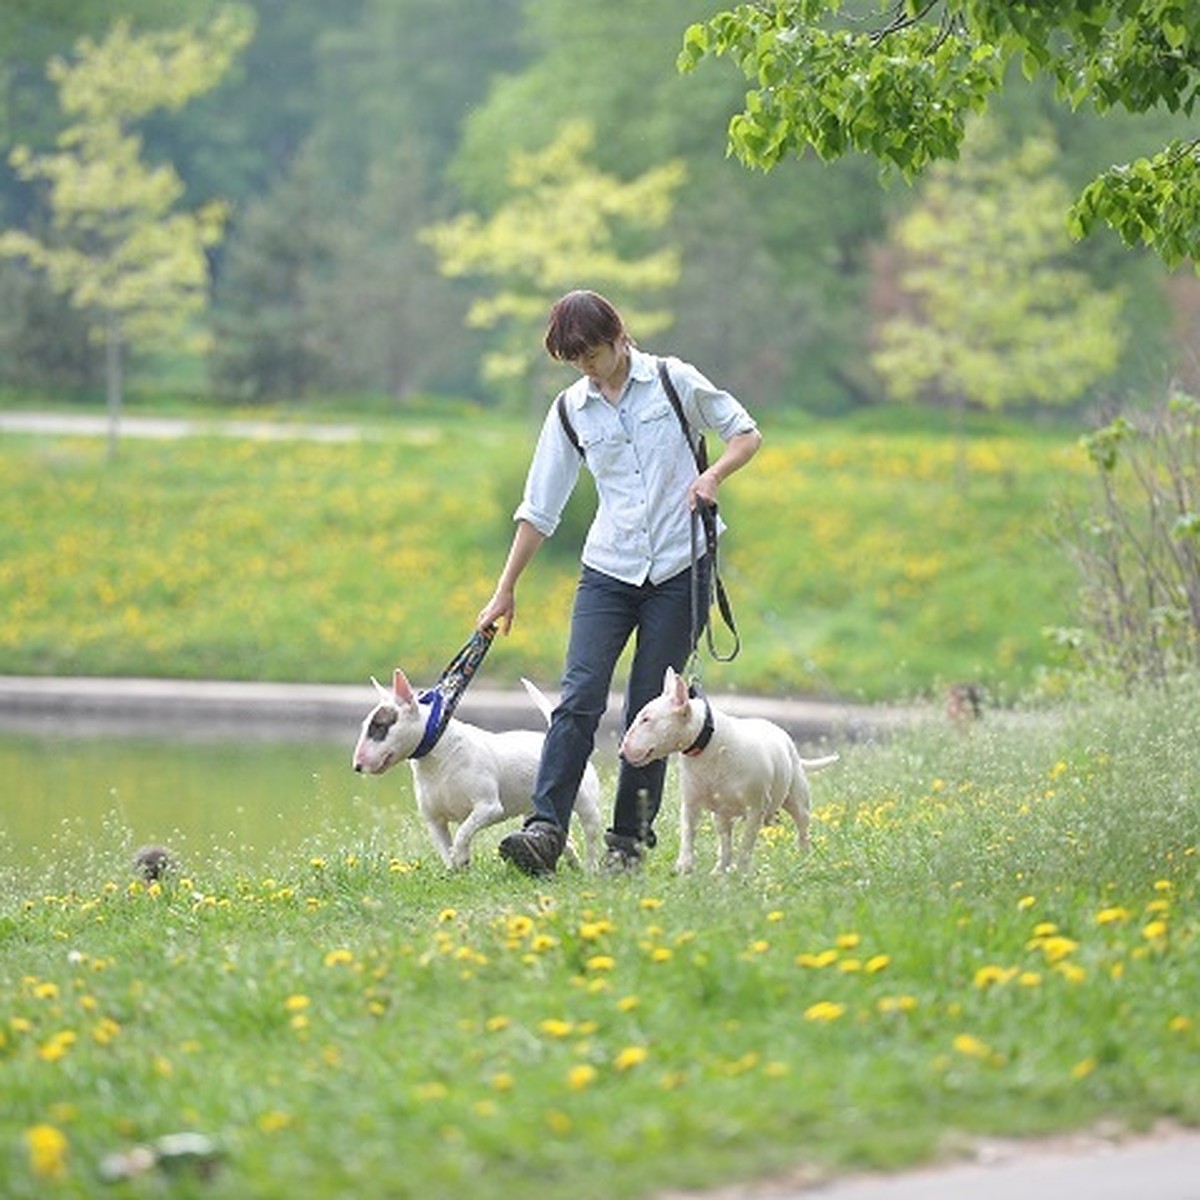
[513, 401, 583, 537]
[665, 356, 758, 442]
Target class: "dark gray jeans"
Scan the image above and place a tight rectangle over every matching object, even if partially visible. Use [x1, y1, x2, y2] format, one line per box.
[529, 559, 710, 845]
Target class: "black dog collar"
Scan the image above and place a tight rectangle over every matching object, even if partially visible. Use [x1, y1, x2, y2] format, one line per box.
[682, 690, 714, 756]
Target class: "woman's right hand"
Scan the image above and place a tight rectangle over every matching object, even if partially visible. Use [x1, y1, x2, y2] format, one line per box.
[477, 588, 515, 635]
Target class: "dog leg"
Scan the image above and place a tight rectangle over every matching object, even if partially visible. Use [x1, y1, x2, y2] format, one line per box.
[447, 798, 508, 870]
[423, 816, 456, 869]
[780, 776, 812, 851]
[732, 806, 767, 873]
[573, 767, 604, 871]
[675, 796, 699, 874]
[713, 813, 736, 874]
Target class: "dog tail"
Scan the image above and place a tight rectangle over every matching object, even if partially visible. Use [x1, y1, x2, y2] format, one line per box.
[800, 753, 840, 772]
[520, 677, 554, 726]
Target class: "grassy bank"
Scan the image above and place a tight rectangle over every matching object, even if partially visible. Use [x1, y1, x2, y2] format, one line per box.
[3, 681, 1197, 1196]
[0, 407, 1088, 701]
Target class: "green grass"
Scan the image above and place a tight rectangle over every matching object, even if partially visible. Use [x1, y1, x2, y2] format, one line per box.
[3, 681, 1198, 1197]
[0, 406, 1089, 701]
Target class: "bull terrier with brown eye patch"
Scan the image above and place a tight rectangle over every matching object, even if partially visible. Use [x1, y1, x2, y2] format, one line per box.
[352, 669, 603, 871]
[620, 666, 839, 875]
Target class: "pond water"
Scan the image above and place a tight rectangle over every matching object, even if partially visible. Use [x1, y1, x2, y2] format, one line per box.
[0, 730, 425, 892]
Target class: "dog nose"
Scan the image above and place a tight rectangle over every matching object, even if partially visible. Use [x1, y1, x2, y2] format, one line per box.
[353, 763, 364, 773]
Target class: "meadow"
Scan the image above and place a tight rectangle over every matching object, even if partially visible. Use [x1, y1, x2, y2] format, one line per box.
[2, 680, 1197, 1196]
[0, 404, 1089, 701]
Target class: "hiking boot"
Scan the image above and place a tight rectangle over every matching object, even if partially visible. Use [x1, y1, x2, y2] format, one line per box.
[499, 820, 566, 877]
[602, 832, 645, 874]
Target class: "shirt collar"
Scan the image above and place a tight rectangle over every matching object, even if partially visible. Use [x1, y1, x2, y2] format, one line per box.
[567, 347, 654, 409]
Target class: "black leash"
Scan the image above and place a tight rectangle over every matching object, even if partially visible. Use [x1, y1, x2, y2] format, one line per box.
[688, 496, 740, 677]
[411, 624, 497, 757]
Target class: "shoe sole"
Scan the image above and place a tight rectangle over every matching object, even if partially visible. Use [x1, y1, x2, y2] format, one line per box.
[499, 837, 558, 877]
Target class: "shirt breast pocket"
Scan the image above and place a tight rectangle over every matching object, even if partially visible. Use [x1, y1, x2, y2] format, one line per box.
[638, 400, 684, 455]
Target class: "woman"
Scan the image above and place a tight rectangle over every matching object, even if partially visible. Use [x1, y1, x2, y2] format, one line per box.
[477, 289, 762, 875]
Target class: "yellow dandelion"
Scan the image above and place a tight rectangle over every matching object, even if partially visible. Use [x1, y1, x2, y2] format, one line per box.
[836, 932, 860, 950]
[579, 919, 613, 940]
[32, 981, 59, 1001]
[438, 908, 457, 923]
[490, 1072, 515, 1092]
[1055, 961, 1087, 984]
[586, 955, 615, 972]
[616, 995, 640, 1013]
[1017, 895, 1037, 911]
[974, 965, 1018, 989]
[1142, 920, 1168, 942]
[415, 1081, 449, 1102]
[284, 994, 310, 1012]
[1168, 1016, 1192, 1033]
[566, 1064, 598, 1090]
[1096, 906, 1131, 925]
[877, 995, 918, 1015]
[25, 1124, 68, 1180]
[803, 1001, 846, 1023]
[92, 1017, 121, 1045]
[614, 1045, 649, 1071]
[865, 954, 891, 974]
[485, 1015, 511, 1032]
[37, 1031, 76, 1063]
[638, 897, 663, 910]
[650, 947, 673, 963]
[1154, 879, 1173, 893]
[767, 910, 784, 922]
[538, 1018, 574, 1038]
[506, 915, 534, 939]
[530, 934, 558, 953]
[1032, 935, 1079, 963]
[257, 1110, 294, 1133]
[952, 1033, 992, 1060]
[323, 948, 354, 968]
[1071, 1057, 1097, 1080]
[795, 950, 839, 969]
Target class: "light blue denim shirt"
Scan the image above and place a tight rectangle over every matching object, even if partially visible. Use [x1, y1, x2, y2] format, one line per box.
[515, 348, 758, 586]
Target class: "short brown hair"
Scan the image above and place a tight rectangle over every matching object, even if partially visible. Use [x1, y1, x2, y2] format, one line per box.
[544, 290, 626, 361]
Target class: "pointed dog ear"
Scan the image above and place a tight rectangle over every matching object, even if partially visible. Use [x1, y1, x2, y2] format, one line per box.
[667, 666, 689, 709]
[370, 676, 393, 706]
[392, 667, 417, 706]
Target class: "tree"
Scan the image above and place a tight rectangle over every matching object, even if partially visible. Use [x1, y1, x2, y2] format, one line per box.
[421, 119, 687, 408]
[0, 9, 253, 455]
[872, 122, 1126, 441]
[1051, 392, 1200, 688]
[680, 1, 1200, 268]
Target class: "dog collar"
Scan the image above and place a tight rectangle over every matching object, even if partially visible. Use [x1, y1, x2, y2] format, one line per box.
[682, 693, 714, 756]
[411, 689, 446, 758]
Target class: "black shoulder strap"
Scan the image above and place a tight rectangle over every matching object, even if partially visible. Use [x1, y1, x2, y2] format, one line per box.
[657, 359, 708, 471]
[555, 391, 583, 457]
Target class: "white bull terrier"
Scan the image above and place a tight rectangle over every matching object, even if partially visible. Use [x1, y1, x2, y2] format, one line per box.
[620, 666, 839, 874]
[352, 670, 603, 870]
